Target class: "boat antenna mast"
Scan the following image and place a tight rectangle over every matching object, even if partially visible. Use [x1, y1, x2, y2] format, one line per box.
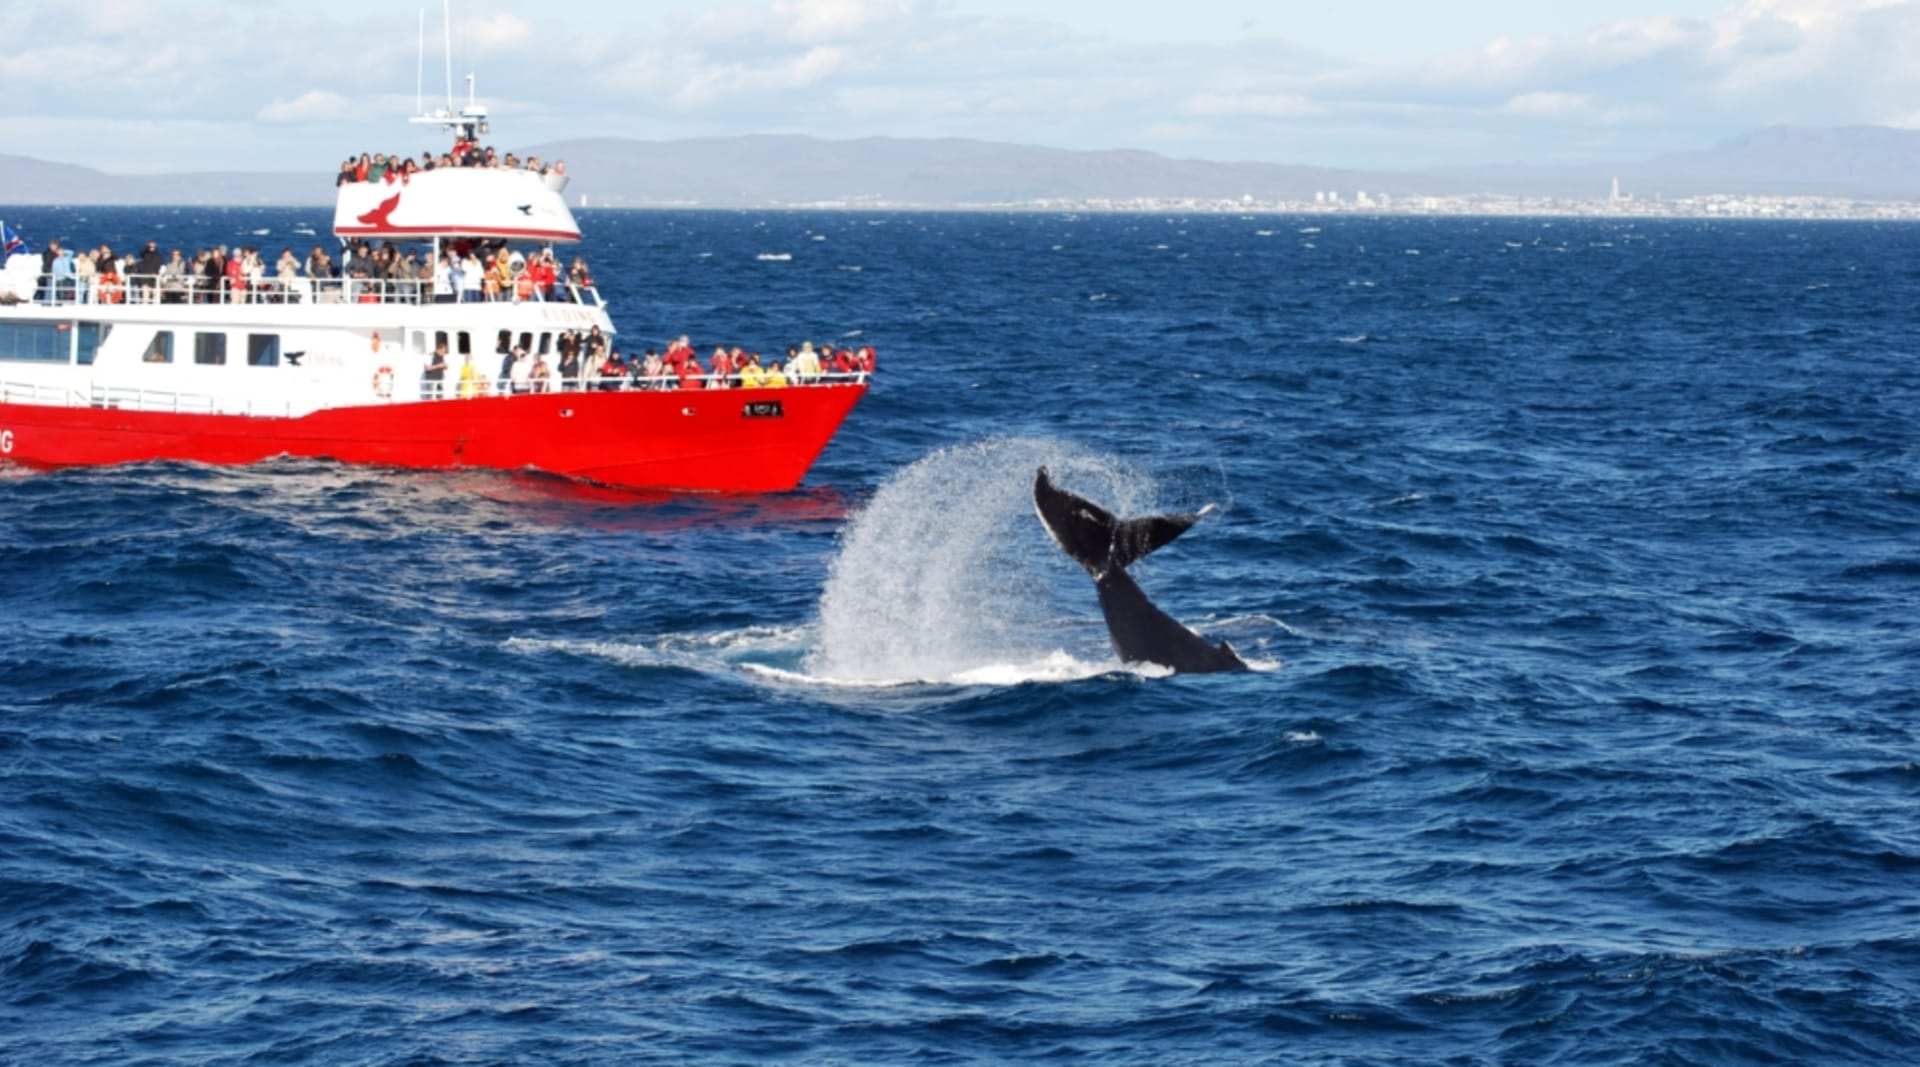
[409, 1, 487, 144]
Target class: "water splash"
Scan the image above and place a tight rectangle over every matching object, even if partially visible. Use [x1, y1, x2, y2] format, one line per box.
[808, 438, 1160, 684]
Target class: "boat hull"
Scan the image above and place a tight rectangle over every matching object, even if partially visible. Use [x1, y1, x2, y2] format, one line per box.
[0, 383, 868, 493]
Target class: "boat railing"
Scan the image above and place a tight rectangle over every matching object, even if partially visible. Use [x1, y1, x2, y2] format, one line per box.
[4, 370, 865, 416]
[419, 369, 871, 399]
[17, 272, 606, 310]
[1, 379, 93, 408]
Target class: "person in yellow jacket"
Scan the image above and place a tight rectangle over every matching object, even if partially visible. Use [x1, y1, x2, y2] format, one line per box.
[762, 358, 789, 388]
[457, 352, 486, 398]
[736, 355, 766, 389]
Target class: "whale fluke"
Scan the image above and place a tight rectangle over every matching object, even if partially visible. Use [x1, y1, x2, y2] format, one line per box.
[1033, 467, 1248, 674]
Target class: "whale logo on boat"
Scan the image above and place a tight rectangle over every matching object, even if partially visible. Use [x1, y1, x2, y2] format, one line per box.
[356, 191, 403, 228]
[1033, 466, 1249, 674]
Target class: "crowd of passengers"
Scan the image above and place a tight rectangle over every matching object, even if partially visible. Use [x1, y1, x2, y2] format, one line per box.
[32, 236, 594, 306]
[337, 139, 565, 184]
[424, 330, 876, 398]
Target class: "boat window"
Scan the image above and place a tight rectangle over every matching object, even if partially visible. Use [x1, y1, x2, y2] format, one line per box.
[76, 322, 112, 365]
[456, 331, 471, 356]
[142, 331, 174, 364]
[247, 334, 280, 367]
[0, 321, 71, 362]
[517, 332, 532, 354]
[194, 332, 227, 366]
[537, 332, 552, 356]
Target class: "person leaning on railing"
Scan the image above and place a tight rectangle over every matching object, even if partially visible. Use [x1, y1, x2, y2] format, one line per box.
[158, 250, 190, 304]
[133, 241, 162, 303]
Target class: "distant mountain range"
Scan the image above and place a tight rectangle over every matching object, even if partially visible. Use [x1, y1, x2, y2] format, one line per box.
[5, 125, 1919, 208]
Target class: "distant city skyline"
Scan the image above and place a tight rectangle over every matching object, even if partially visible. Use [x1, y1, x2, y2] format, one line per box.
[1, 0, 1915, 176]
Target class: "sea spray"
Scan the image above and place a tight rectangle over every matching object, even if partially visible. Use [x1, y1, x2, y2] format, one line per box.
[809, 438, 1158, 683]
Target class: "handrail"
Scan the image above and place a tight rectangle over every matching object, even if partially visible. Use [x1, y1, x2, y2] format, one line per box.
[1, 370, 868, 415]
[16, 271, 605, 309]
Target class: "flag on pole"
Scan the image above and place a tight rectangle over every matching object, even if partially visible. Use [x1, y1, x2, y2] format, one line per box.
[0, 221, 26, 258]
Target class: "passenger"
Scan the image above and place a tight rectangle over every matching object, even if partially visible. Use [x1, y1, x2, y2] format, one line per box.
[529, 350, 553, 394]
[507, 346, 532, 394]
[736, 354, 766, 389]
[95, 254, 124, 305]
[457, 352, 485, 398]
[158, 249, 190, 304]
[557, 335, 582, 390]
[639, 349, 667, 390]
[675, 352, 706, 390]
[792, 340, 822, 383]
[133, 241, 163, 303]
[73, 250, 98, 303]
[422, 340, 449, 399]
[37, 240, 64, 301]
[458, 249, 483, 302]
[762, 358, 789, 389]
[336, 159, 357, 186]
[485, 248, 512, 301]
[196, 248, 220, 303]
[367, 153, 389, 182]
[303, 245, 334, 280]
[495, 332, 515, 391]
[598, 350, 628, 391]
[354, 152, 371, 182]
[435, 251, 456, 304]
[529, 251, 557, 301]
[707, 346, 733, 388]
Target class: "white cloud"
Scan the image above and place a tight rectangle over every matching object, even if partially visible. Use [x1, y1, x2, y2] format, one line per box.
[1182, 93, 1325, 119]
[8, 0, 1920, 173]
[1501, 91, 1597, 119]
[779, 0, 913, 43]
[258, 90, 354, 124]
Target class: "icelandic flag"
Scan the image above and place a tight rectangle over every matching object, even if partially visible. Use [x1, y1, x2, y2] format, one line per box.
[0, 221, 25, 258]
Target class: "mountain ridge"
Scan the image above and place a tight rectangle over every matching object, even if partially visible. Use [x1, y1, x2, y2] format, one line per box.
[4, 125, 1919, 208]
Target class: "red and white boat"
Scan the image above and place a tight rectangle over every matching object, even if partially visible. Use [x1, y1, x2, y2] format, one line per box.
[0, 97, 870, 494]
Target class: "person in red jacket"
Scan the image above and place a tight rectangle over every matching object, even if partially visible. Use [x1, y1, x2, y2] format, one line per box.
[675, 351, 706, 390]
[528, 251, 558, 301]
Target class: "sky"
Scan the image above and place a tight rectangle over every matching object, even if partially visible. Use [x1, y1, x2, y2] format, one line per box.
[1, 0, 1916, 175]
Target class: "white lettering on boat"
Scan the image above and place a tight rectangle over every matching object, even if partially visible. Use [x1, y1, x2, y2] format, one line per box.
[0, 429, 12, 454]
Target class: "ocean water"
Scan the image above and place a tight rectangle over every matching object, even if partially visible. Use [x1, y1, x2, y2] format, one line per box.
[2, 206, 1918, 1065]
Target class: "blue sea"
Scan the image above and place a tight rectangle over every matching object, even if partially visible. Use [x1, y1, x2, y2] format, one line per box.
[2, 206, 1917, 1065]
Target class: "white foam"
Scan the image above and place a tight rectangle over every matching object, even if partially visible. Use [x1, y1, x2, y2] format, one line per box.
[809, 438, 1160, 685]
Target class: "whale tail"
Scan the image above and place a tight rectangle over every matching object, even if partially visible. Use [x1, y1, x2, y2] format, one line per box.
[1033, 466, 1247, 674]
[1032, 466, 1204, 578]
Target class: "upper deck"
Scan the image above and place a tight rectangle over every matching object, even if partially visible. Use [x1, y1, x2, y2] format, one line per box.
[334, 166, 580, 244]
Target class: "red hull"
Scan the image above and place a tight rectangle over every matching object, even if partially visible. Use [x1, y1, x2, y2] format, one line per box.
[0, 383, 868, 493]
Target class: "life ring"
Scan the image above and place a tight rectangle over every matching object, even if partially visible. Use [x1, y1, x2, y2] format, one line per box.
[372, 365, 395, 398]
[98, 276, 124, 304]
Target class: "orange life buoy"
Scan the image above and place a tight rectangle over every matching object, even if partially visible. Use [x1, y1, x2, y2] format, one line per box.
[372, 365, 394, 398]
[98, 275, 124, 304]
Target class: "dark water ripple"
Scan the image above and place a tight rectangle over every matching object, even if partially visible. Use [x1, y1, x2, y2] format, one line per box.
[3, 209, 1919, 1064]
